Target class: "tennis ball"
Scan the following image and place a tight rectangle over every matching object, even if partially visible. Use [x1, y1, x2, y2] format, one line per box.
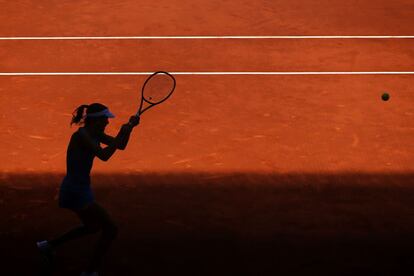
[381, 93, 390, 101]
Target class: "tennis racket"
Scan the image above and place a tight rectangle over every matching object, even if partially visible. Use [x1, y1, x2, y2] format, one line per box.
[134, 71, 176, 116]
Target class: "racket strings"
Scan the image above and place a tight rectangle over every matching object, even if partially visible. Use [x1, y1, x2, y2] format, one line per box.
[143, 73, 175, 104]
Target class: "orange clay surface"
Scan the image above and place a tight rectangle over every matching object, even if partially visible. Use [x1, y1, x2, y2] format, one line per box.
[0, 0, 414, 36]
[1, 1, 414, 275]
[1, 172, 414, 275]
[1, 73, 413, 174]
[1, 0, 414, 174]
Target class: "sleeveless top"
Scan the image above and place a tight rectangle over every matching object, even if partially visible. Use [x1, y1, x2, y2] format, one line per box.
[63, 127, 99, 187]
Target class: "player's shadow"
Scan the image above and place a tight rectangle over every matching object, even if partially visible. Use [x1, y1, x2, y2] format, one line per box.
[2, 172, 414, 275]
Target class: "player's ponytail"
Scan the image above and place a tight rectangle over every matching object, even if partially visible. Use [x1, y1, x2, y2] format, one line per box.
[70, 104, 89, 126]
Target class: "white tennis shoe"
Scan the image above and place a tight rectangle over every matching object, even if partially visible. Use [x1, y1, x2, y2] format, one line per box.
[36, 240, 55, 265]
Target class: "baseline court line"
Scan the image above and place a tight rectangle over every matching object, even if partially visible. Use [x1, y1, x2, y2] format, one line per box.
[1, 72, 414, 76]
[0, 36, 414, 40]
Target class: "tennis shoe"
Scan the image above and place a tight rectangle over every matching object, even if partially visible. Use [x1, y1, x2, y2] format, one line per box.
[36, 240, 55, 266]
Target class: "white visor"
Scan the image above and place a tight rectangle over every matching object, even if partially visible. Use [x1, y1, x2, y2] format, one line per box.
[86, 108, 115, 118]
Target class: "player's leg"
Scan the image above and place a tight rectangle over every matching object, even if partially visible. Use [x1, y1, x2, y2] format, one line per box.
[79, 202, 118, 274]
[47, 220, 100, 248]
[45, 184, 100, 249]
[36, 205, 100, 269]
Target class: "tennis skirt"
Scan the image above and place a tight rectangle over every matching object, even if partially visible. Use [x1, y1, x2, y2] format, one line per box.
[58, 176, 95, 211]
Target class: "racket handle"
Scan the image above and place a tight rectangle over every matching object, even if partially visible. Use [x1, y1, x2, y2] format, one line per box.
[128, 114, 140, 127]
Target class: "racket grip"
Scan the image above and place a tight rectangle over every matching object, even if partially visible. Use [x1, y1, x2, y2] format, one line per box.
[127, 115, 141, 127]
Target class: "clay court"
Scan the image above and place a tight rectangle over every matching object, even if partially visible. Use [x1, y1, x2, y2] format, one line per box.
[1, 0, 414, 275]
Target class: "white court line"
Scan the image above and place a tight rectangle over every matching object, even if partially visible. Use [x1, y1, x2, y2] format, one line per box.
[1, 72, 414, 76]
[0, 36, 414, 40]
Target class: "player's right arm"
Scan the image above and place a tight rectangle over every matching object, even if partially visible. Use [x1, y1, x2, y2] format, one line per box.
[78, 128, 119, 161]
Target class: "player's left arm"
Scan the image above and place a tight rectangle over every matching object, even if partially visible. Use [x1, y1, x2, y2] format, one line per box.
[100, 127, 130, 150]
[100, 116, 140, 150]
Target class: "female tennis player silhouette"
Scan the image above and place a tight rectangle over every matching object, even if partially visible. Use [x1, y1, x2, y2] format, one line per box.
[36, 103, 140, 276]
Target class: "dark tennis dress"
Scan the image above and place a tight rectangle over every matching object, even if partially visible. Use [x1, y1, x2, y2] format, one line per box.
[58, 127, 99, 210]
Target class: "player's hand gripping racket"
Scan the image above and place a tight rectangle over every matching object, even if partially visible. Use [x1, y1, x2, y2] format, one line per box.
[135, 71, 176, 116]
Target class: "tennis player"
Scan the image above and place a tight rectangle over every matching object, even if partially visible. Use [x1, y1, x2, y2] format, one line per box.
[36, 103, 140, 276]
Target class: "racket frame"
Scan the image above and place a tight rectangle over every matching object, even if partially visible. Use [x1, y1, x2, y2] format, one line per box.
[135, 71, 176, 116]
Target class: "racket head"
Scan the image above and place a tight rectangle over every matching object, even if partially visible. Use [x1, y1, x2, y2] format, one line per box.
[141, 71, 176, 105]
